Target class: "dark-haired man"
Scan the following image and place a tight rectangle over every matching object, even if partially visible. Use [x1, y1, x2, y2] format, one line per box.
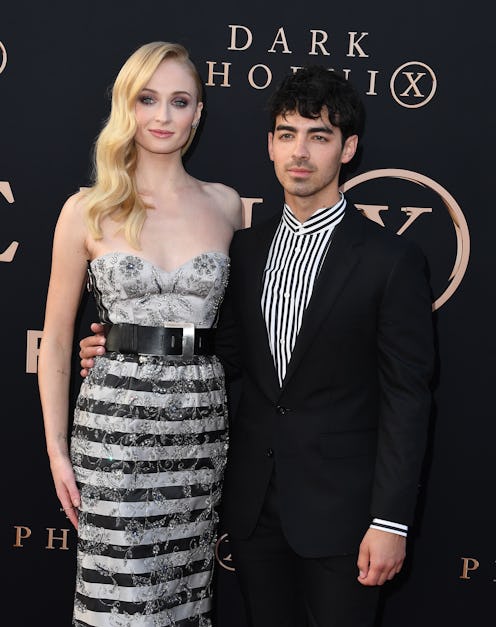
[80, 66, 434, 626]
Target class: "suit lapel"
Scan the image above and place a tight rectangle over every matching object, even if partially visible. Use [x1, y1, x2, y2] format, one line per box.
[281, 208, 365, 392]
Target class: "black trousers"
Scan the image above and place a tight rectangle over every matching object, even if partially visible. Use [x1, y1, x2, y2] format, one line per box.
[229, 477, 380, 627]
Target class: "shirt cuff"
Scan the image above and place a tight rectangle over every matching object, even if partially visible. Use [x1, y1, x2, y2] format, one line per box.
[370, 518, 408, 537]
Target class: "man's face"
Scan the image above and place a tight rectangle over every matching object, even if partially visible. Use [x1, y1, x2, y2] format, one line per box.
[268, 109, 357, 210]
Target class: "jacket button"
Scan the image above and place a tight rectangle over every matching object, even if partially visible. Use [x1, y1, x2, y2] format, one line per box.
[276, 406, 287, 415]
[266, 448, 274, 457]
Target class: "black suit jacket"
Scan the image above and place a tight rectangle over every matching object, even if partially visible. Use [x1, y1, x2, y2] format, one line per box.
[216, 206, 434, 558]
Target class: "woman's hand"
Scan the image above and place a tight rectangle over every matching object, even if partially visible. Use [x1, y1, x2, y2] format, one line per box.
[50, 455, 81, 529]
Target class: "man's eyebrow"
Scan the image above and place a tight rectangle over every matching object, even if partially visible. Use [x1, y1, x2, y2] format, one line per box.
[275, 124, 333, 134]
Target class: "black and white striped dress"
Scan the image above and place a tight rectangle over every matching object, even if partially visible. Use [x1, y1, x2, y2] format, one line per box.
[71, 251, 229, 627]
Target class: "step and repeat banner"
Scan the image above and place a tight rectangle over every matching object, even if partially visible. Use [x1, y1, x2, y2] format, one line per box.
[2, 2, 494, 625]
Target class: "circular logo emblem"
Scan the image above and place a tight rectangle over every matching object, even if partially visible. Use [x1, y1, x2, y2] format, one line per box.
[0, 41, 7, 75]
[215, 533, 236, 571]
[341, 169, 470, 310]
[390, 61, 437, 108]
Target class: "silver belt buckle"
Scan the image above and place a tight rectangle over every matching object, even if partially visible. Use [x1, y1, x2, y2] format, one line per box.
[165, 322, 195, 359]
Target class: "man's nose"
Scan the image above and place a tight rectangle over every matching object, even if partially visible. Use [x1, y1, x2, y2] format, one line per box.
[293, 138, 310, 160]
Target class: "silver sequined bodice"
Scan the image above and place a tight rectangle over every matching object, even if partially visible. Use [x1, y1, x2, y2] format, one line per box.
[88, 251, 230, 328]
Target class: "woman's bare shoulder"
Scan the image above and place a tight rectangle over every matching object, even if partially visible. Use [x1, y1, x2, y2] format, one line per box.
[55, 190, 91, 230]
[199, 181, 243, 230]
[60, 188, 89, 215]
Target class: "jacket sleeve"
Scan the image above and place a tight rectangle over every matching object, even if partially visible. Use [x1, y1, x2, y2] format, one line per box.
[215, 234, 243, 382]
[372, 240, 435, 525]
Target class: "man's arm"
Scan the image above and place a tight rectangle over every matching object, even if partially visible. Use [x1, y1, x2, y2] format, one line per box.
[358, 240, 434, 586]
[373, 240, 434, 520]
[214, 235, 243, 382]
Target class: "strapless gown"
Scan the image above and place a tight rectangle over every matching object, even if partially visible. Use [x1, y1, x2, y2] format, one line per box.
[71, 251, 230, 627]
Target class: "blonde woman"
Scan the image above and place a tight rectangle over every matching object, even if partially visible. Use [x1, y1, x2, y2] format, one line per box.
[38, 41, 242, 626]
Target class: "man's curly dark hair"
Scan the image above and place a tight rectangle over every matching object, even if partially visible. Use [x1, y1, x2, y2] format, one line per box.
[268, 65, 365, 144]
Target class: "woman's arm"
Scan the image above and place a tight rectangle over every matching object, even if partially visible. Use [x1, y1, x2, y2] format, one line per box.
[38, 192, 89, 529]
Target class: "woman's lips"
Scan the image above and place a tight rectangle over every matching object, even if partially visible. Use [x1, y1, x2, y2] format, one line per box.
[149, 129, 174, 138]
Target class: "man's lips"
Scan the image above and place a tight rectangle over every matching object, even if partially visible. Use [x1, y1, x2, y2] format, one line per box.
[288, 167, 313, 176]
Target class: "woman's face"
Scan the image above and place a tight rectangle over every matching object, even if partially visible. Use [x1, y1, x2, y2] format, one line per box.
[134, 58, 202, 156]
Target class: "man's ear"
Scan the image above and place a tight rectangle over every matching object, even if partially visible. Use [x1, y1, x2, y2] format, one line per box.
[341, 134, 358, 164]
[268, 132, 275, 162]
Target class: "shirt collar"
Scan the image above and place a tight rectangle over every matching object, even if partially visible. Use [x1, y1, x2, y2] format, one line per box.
[282, 193, 347, 235]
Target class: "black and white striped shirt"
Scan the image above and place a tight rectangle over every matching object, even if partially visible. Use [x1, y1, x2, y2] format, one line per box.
[262, 194, 346, 385]
[261, 194, 407, 538]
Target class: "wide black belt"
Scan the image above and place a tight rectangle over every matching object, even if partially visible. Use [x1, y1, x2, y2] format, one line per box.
[105, 323, 215, 358]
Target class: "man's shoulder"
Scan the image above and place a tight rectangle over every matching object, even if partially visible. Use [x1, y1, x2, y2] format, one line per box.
[231, 213, 280, 247]
[343, 206, 427, 274]
[350, 206, 420, 251]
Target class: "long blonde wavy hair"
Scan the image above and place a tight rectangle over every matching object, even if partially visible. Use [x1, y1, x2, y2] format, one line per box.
[84, 41, 203, 248]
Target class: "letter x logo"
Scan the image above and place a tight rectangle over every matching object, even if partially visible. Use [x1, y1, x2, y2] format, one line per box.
[390, 61, 437, 108]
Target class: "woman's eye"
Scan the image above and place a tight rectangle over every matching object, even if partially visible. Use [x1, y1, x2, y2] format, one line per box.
[139, 96, 155, 105]
[172, 98, 188, 107]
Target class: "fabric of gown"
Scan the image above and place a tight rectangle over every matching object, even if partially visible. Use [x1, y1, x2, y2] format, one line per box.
[71, 251, 230, 627]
